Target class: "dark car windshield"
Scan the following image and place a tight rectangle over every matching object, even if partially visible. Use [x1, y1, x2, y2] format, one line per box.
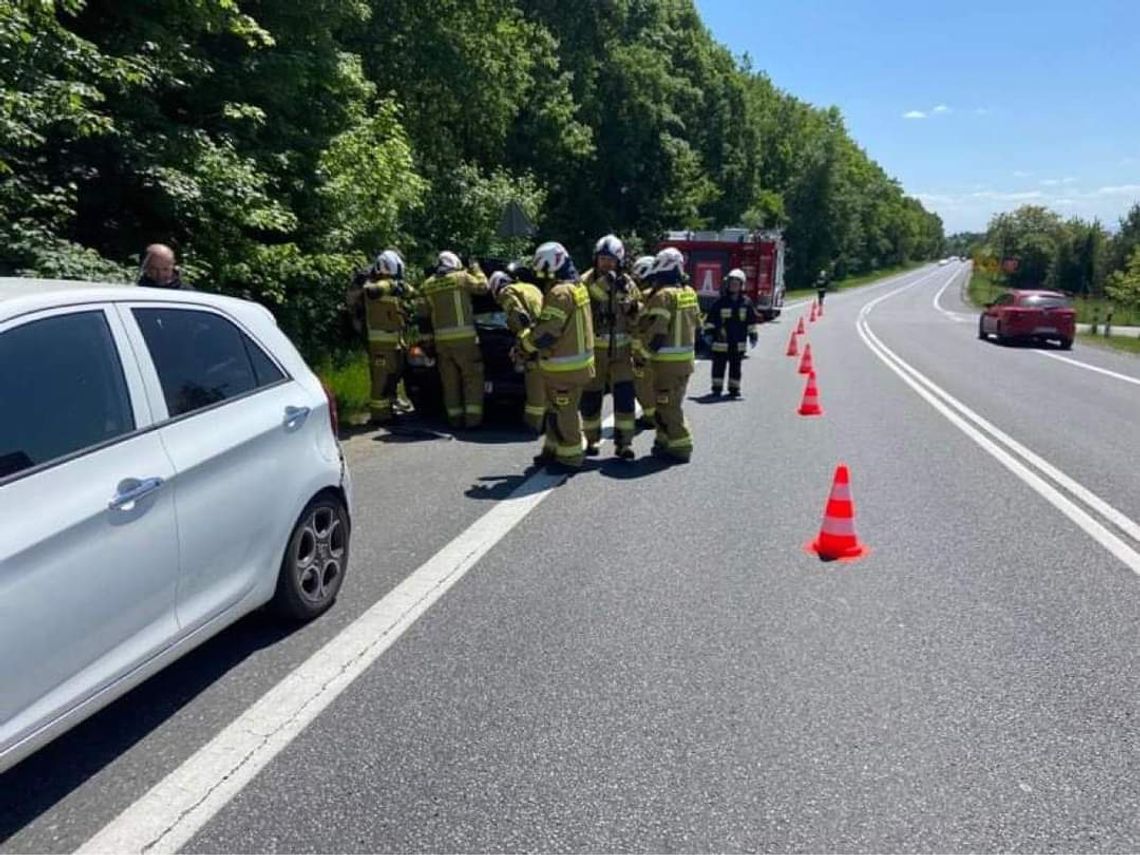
[1020, 294, 1071, 309]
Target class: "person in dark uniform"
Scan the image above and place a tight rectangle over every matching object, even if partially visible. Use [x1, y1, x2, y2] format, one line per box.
[704, 268, 758, 398]
[815, 268, 829, 306]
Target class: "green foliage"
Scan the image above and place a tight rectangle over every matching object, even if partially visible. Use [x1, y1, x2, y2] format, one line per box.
[1105, 246, 1140, 308]
[2, 0, 945, 358]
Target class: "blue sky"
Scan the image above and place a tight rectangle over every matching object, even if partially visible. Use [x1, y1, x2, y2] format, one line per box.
[695, 0, 1140, 234]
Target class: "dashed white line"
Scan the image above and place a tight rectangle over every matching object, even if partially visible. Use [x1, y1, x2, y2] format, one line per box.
[78, 418, 613, 854]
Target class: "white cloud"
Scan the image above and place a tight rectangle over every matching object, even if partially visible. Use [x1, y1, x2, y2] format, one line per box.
[974, 107, 992, 115]
[1095, 184, 1140, 196]
[1012, 170, 1033, 178]
[903, 110, 927, 119]
[1121, 157, 1137, 166]
[932, 104, 952, 114]
[971, 190, 1046, 201]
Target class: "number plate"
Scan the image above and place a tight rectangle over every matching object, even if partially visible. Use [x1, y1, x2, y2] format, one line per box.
[1033, 326, 1058, 335]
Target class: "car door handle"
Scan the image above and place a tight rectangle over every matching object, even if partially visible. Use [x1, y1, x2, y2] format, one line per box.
[283, 405, 311, 428]
[109, 477, 165, 510]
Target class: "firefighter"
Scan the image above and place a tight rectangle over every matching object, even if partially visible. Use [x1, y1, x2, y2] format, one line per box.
[489, 269, 546, 433]
[579, 234, 640, 459]
[518, 241, 595, 472]
[345, 250, 411, 424]
[419, 251, 489, 429]
[630, 254, 658, 429]
[816, 268, 829, 306]
[635, 247, 699, 463]
[704, 268, 759, 398]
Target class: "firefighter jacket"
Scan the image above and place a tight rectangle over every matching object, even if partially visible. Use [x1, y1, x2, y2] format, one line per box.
[418, 269, 489, 346]
[362, 277, 412, 348]
[518, 280, 596, 384]
[637, 284, 700, 365]
[581, 268, 641, 357]
[705, 293, 759, 354]
[498, 282, 544, 335]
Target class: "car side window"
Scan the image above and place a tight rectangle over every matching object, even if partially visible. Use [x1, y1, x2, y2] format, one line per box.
[132, 308, 285, 419]
[0, 310, 135, 481]
[995, 294, 1014, 307]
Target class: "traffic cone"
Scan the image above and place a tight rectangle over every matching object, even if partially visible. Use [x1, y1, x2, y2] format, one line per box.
[798, 370, 823, 416]
[805, 464, 868, 561]
[795, 316, 806, 335]
[809, 301, 818, 322]
[786, 329, 799, 357]
[797, 342, 814, 374]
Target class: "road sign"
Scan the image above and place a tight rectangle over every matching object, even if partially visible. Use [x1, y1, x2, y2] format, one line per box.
[497, 201, 535, 239]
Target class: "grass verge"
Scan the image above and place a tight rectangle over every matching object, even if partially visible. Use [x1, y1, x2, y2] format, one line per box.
[1078, 332, 1140, 355]
[315, 350, 371, 421]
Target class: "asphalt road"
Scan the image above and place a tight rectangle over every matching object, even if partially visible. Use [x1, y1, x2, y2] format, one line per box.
[3, 263, 1139, 853]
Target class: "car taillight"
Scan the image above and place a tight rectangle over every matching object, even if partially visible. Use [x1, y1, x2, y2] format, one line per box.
[321, 381, 340, 437]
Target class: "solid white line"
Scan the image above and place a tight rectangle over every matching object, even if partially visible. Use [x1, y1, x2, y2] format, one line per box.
[78, 420, 611, 854]
[932, 264, 972, 322]
[857, 278, 1140, 574]
[1033, 350, 1140, 387]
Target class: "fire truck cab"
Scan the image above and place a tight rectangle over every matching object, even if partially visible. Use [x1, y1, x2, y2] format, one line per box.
[656, 228, 786, 320]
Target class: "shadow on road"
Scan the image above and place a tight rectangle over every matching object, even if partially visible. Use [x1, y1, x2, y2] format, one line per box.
[0, 611, 298, 844]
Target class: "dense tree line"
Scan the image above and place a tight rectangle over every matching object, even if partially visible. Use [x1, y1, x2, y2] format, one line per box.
[965, 203, 1140, 308]
[1, 0, 943, 358]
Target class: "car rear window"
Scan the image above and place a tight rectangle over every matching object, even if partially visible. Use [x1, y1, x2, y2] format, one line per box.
[133, 308, 285, 419]
[0, 311, 135, 480]
[1020, 295, 1072, 309]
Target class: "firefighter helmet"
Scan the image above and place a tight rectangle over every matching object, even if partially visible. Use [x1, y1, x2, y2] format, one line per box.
[436, 251, 462, 273]
[631, 255, 656, 281]
[594, 234, 625, 264]
[374, 249, 405, 279]
[488, 270, 513, 295]
[532, 241, 574, 280]
[651, 247, 685, 277]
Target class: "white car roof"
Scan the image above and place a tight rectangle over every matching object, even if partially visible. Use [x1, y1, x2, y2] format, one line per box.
[0, 277, 274, 326]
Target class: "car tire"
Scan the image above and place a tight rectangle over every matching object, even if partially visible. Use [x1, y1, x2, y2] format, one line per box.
[273, 494, 349, 621]
[977, 316, 987, 340]
[1059, 337, 1073, 351]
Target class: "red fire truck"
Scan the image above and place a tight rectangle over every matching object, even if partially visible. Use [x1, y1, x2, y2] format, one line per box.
[656, 228, 786, 319]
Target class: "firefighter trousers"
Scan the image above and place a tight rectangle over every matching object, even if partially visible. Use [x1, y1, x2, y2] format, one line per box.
[633, 359, 656, 424]
[523, 361, 546, 433]
[542, 378, 586, 468]
[580, 348, 636, 448]
[367, 343, 404, 423]
[711, 350, 743, 394]
[436, 340, 484, 428]
[652, 361, 694, 461]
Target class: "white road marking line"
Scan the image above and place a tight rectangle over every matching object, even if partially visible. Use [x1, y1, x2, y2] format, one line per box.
[857, 276, 1140, 574]
[1032, 350, 1140, 387]
[933, 263, 973, 322]
[78, 418, 613, 854]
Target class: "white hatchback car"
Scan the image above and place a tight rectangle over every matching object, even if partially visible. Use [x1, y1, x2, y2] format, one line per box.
[0, 278, 352, 773]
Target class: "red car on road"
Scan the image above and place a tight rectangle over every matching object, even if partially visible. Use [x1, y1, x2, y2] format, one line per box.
[978, 289, 1076, 350]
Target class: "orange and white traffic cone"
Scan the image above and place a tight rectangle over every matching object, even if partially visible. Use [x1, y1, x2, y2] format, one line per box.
[795, 316, 806, 335]
[786, 329, 799, 357]
[798, 370, 823, 416]
[805, 464, 868, 561]
[809, 301, 818, 322]
[797, 342, 814, 374]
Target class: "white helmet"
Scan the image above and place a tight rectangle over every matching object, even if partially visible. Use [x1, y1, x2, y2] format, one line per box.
[631, 255, 656, 281]
[594, 234, 625, 264]
[488, 270, 513, 294]
[437, 250, 462, 273]
[651, 247, 685, 277]
[532, 241, 570, 279]
[726, 268, 746, 283]
[374, 249, 405, 279]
